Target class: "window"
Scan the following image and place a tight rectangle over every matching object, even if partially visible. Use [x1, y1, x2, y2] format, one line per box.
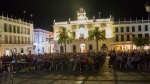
[80, 33, 84, 37]
[145, 25, 148, 31]
[132, 26, 135, 32]
[127, 35, 130, 41]
[25, 28, 27, 34]
[9, 24, 12, 33]
[22, 37, 24, 44]
[132, 34, 135, 38]
[73, 45, 76, 52]
[21, 27, 23, 34]
[10, 36, 12, 44]
[79, 33, 84, 39]
[115, 27, 118, 33]
[14, 48, 17, 54]
[5, 35, 8, 44]
[138, 25, 141, 31]
[14, 36, 16, 44]
[17, 26, 20, 33]
[116, 35, 119, 41]
[138, 34, 142, 38]
[89, 44, 93, 50]
[126, 27, 129, 32]
[28, 37, 30, 44]
[121, 35, 124, 41]
[121, 27, 124, 32]
[21, 48, 24, 53]
[18, 36, 20, 44]
[28, 29, 30, 35]
[4, 23, 7, 32]
[13, 25, 16, 33]
[145, 34, 149, 38]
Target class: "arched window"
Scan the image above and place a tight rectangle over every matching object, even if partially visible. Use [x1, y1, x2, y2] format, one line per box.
[89, 44, 93, 50]
[60, 45, 64, 53]
[73, 45, 76, 52]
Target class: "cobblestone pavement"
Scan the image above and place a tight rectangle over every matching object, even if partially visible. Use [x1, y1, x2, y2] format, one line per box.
[1, 56, 150, 84]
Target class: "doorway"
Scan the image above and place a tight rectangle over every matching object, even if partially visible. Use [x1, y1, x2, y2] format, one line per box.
[80, 43, 86, 53]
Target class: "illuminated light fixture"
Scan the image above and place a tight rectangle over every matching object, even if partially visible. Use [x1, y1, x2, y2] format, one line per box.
[144, 46, 149, 50]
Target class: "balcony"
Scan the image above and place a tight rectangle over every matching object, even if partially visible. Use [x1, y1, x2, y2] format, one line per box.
[79, 36, 84, 39]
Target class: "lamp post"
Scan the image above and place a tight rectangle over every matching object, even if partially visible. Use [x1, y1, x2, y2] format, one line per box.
[49, 37, 51, 54]
[145, 1, 150, 22]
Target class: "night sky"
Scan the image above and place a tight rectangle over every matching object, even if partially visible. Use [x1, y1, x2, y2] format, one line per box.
[0, 0, 149, 31]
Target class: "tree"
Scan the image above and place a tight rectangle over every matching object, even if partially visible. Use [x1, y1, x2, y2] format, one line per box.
[132, 37, 149, 49]
[56, 27, 74, 53]
[88, 27, 106, 52]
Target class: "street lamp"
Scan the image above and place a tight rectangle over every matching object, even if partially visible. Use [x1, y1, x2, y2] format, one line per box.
[145, 1, 150, 21]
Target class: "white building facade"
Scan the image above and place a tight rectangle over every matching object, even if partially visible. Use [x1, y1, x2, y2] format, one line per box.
[53, 7, 150, 53]
[0, 15, 34, 56]
[34, 28, 54, 54]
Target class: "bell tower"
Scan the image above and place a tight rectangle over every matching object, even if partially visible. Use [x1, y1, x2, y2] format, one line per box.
[77, 7, 87, 20]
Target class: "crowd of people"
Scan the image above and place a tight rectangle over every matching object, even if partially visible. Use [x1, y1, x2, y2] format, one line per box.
[0, 52, 106, 72]
[1, 49, 150, 72]
[108, 49, 150, 69]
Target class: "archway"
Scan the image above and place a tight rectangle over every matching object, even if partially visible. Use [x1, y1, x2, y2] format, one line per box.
[80, 43, 86, 53]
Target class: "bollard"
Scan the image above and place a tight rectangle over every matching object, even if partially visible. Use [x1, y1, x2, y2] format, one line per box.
[80, 65, 81, 71]
[125, 64, 127, 69]
[99, 65, 101, 70]
[119, 63, 121, 68]
[61, 65, 63, 70]
[138, 64, 140, 70]
[49, 65, 51, 71]
[8, 64, 11, 79]
[145, 63, 147, 70]
[92, 64, 94, 71]
[149, 62, 150, 69]
[131, 65, 133, 69]
[56, 64, 58, 70]
[3, 65, 5, 81]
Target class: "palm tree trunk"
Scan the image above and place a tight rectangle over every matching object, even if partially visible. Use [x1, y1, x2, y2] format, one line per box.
[96, 39, 98, 52]
[64, 43, 66, 53]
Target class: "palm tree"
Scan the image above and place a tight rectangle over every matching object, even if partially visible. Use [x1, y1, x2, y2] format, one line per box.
[132, 37, 149, 49]
[88, 27, 106, 52]
[57, 27, 74, 53]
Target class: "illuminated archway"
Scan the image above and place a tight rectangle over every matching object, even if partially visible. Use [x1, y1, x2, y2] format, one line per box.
[80, 43, 86, 53]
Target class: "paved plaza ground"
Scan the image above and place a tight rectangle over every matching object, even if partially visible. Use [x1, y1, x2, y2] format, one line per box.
[1, 56, 150, 84]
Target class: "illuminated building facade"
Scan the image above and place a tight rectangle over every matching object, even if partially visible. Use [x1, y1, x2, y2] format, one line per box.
[53, 7, 150, 52]
[0, 15, 34, 56]
[34, 28, 54, 54]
